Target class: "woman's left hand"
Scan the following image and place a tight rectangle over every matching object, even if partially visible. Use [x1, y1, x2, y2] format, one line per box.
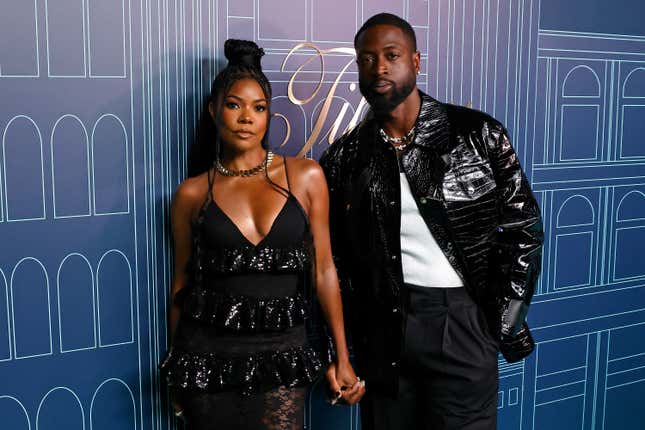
[334, 360, 365, 405]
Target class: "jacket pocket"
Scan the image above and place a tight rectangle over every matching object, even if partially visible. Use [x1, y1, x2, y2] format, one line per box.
[442, 143, 496, 202]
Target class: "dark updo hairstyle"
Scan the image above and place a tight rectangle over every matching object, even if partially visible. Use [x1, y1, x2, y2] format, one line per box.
[211, 39, 272, 112]
[188, 39, 272, 176]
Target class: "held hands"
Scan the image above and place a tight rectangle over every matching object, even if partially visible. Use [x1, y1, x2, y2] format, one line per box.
[326, 360, 366, 405]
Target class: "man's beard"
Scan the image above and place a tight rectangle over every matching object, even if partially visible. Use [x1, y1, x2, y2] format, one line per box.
[359, 74, 416, 118]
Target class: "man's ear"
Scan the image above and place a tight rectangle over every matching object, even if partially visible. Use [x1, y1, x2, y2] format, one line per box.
[414, 50, 421, 75]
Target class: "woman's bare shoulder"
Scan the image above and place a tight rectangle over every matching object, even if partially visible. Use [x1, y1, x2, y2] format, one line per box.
[173, 172, 209, 208]
[284, 156, 324, 183]
[282, 157, 328, 210]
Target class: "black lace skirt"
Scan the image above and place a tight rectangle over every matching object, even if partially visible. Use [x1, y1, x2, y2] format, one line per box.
[175, 385, 306, 430]
[164, 319, 316, 429]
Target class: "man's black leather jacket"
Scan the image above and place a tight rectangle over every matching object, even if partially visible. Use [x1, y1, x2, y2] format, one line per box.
[320, 92, 544, 394]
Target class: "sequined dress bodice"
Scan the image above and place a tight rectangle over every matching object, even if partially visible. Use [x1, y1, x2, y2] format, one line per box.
[160, 181, 326, 396]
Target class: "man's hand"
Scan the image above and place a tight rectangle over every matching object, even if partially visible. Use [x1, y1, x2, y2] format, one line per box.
[326, 361, 366, 405]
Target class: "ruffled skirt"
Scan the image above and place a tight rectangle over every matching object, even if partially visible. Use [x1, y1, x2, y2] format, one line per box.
[161, 319, 323, 396]
[160, 272, 330, 427]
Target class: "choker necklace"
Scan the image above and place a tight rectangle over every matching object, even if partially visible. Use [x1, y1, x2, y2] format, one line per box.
[379, 127, 415, 151]
[216, 151, 274, 177]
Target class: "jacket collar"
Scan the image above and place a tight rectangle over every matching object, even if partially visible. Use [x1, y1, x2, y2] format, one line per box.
[412, 91, 450, 152]
[357, 90, 451, 153]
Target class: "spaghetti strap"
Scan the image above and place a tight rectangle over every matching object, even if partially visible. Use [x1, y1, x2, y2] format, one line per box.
[206, 165, 216, 203]
[264, 155, 290, 198]
[283, 156, 292, 194]
[191, 167, 216, 227]
[281, 157, 311, 231]
[193, 166, 216, 222]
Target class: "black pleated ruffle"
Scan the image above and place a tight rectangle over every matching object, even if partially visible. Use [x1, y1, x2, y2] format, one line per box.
[181, 289, 307, 332]
[160, 346, 326, 395]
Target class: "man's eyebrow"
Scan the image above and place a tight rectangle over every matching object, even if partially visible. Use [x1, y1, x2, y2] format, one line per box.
[357, 43, 402, 54]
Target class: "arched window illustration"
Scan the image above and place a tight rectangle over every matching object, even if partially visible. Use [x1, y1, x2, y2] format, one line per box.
[620, 68, 645, 158]
[36, 387, 84, 430]
[3, 116, 46, 221]
[614, 191, 645, 281]
[11, 258, 52, 359]
[88, 0, 126, 77]
[90, 379, 136, 430]
[0, 0, 39, 76]
[96, 250, 133, 346]
[559, 65, 601, 162]
[623, 68, 645, 98]
[0, 270, 10, 361]
[57, 254, 95, 352]
[0, 396, 30, 430]
[51, 115, 91, 218]
[91, 114, 129, 215]
[562, 65, 601, 98]
[616, 191, 645, 222]
[553, 195, 595, 290]
[44, 0, 86, 77]
[556, 195, 595, 228]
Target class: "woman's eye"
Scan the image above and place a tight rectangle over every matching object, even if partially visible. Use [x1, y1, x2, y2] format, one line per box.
[225, 102, 239, 109]
[255, 105, 266, 112]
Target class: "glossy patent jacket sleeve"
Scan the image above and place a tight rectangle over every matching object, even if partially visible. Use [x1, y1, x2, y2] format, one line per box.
[488, 123, 544, 338]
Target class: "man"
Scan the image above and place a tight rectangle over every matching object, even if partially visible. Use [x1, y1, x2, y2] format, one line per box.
[320, 13, 544, 430]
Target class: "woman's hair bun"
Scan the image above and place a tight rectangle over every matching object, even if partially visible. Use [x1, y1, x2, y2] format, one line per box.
[224, 39, 264, 69]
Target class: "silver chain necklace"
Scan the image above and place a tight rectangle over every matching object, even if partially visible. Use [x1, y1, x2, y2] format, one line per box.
[216, 151, 274, 177]
[379, 127, 415, 151]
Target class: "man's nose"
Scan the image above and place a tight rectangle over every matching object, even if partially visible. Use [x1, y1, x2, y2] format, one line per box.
[376, 56, 388, 75]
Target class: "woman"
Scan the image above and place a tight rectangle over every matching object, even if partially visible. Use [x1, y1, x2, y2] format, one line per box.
[160, 39, 364, 429]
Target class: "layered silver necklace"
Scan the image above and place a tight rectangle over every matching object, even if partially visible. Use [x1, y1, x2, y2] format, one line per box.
[379, 127, 415, 152]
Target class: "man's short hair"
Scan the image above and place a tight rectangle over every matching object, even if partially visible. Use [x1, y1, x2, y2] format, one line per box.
[354, 13, 417, 51]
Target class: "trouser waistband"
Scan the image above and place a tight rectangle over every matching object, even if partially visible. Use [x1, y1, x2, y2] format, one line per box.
[404, 284, 472, 307]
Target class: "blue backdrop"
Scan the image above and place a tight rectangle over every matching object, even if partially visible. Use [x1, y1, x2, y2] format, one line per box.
[1, 1, 644, 429]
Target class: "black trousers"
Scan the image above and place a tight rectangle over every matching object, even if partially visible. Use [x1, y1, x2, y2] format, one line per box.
[361, 285, 499, 430]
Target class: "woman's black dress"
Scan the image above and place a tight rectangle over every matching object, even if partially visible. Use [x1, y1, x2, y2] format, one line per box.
[161, 164, 329, 429]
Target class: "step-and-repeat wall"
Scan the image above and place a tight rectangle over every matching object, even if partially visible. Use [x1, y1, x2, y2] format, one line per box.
[1, 1, 644, 429]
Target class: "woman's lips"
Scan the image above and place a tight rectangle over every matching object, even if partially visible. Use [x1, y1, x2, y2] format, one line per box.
[234, 130, 254, 139]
